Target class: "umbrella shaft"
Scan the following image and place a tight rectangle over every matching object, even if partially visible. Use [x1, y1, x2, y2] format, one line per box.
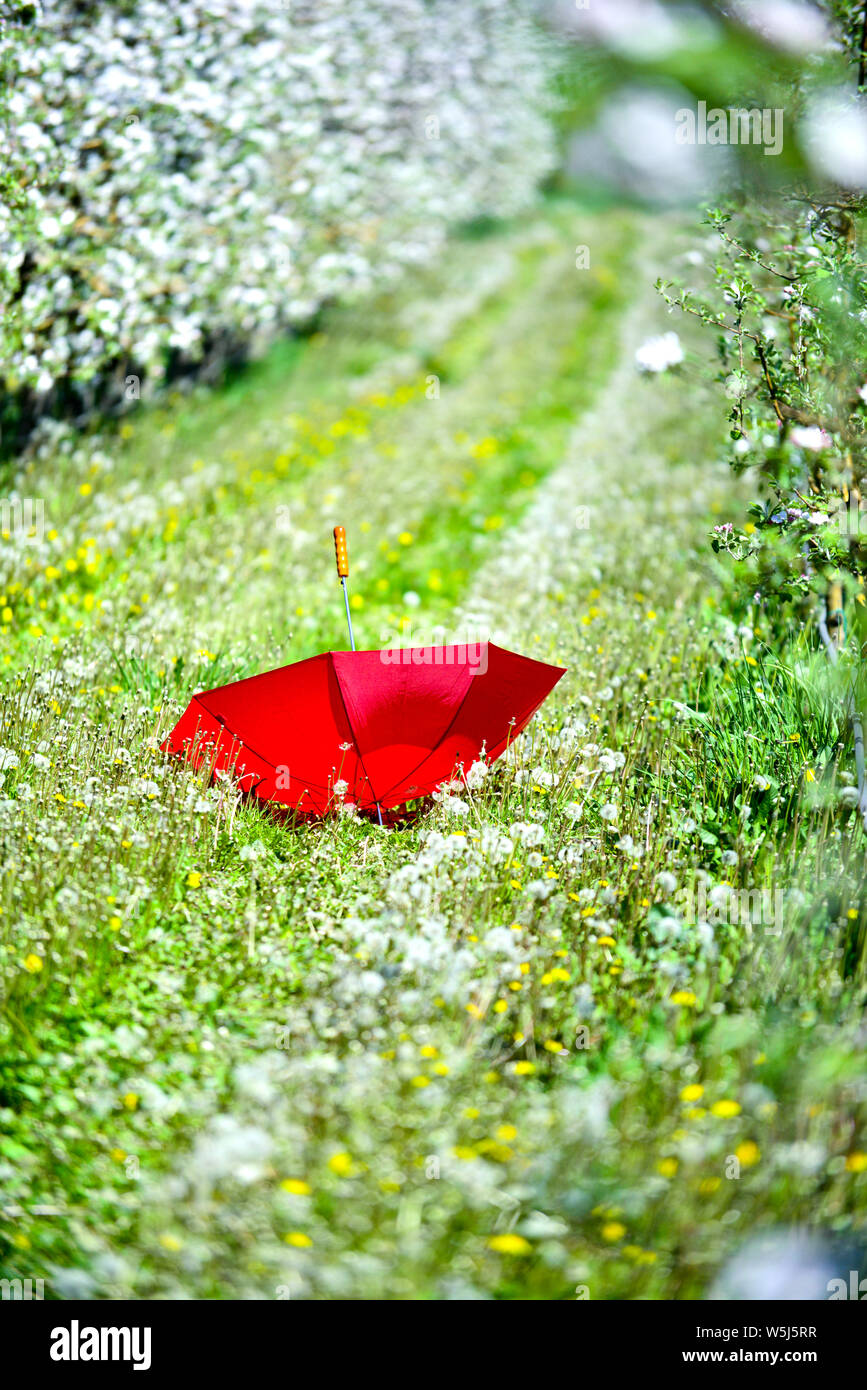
[341, 577, 356, 651]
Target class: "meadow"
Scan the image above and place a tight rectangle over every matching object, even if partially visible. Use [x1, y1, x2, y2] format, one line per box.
[2, 194, 866, 1300]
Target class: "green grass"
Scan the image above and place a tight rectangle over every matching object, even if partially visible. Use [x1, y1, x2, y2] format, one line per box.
[1, 197, 866, 1300]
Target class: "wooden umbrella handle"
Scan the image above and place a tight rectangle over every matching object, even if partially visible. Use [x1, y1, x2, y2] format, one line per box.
[333, 526, 349, 579]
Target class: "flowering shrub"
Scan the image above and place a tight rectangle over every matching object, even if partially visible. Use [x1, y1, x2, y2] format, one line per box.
[635, 330, 683, 375]
[561, 1, 867, 631]
[0, 0, 557, 440]
[659, 202, 867, 620]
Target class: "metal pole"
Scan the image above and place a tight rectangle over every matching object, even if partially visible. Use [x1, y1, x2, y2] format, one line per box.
[334, 525, 377, 818]
[341, 576, 356, 651]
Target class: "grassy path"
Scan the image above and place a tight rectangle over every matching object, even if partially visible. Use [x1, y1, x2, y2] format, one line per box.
[8, 202, 637, 675]
[2, 201, 866, 1300]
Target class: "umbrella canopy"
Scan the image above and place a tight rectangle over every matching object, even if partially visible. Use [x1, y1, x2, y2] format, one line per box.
[162, 642, 565, 818]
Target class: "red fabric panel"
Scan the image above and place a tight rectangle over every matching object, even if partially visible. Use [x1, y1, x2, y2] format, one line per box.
[331, 646, 475, 804]
[164, 653, 364, 813]
[162, 695, 275, 792]
[377, 643, 565, 805]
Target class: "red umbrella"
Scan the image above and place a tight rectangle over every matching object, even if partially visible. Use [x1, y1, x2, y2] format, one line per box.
[162, 529, 565, 820]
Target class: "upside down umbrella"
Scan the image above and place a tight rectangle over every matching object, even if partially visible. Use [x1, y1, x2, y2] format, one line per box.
[162, 528, 565, 820]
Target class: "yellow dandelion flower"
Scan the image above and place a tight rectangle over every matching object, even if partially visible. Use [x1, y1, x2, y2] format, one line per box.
[670, 990, 697, 1007]
[541, 967, 570, 985]
[284, 1232, 313, 1248]
[280, 1179, 312, 1195]
[710, 1100, 741, 1118]
[328, 1151, 353, 1177]
[488, 1233, 531, 1255]
[471, 437, 499, 460]
[735, 1141, 760, 1167]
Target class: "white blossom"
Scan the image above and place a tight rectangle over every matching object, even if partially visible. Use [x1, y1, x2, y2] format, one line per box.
[635, 331, 683, 374]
